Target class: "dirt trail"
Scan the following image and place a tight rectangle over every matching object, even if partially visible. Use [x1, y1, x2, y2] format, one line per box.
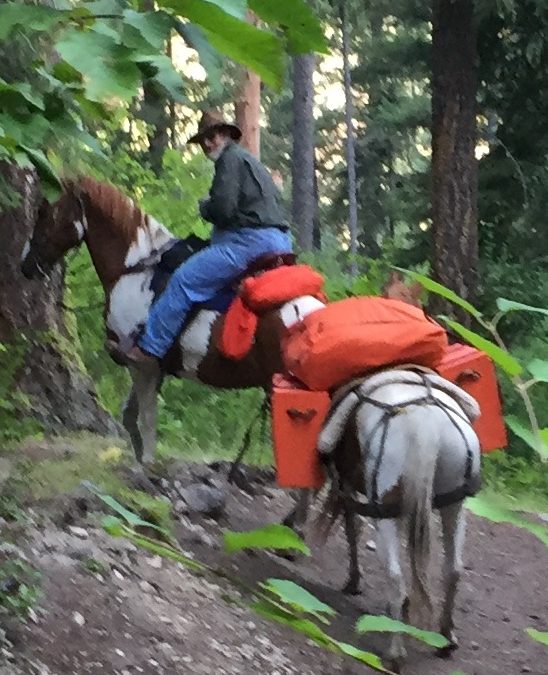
[1, 447, 546, 675]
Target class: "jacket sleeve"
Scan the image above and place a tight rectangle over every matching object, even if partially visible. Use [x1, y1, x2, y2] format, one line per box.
[200, 148, 241, 227]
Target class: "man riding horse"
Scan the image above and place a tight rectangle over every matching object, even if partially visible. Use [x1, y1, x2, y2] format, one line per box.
[115, 109, 292, 367]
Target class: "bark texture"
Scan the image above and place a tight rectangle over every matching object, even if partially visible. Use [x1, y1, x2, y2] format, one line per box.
[0, 163, 117, 434]
[291, 53, 317, 252]
[431, 0, 479, 323]
[234, 11, 261, 157]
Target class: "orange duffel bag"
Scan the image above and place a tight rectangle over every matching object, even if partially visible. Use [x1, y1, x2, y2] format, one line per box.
[282, 296, 448, 391]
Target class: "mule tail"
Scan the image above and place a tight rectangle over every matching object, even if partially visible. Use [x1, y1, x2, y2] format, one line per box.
[400, 410, 439, 621]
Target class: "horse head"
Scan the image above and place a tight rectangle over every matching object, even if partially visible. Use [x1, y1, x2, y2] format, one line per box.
[382, 271, 423, 308]
[21, 183, 85, 279]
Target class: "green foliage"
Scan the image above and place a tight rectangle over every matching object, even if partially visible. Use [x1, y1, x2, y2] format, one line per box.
[398, 269, 548, 462]
[0, 558, 41, 622]
[466, 494, 548, 547]
[224, 524, 310, 555]
[356, 614, 449, 649]
[0, 0, 326, 188]
[526, 628, 548, 647]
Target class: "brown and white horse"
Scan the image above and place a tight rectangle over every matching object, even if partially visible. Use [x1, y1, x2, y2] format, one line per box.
[21, 177, 481, 668]
[21, 177, 324, 464]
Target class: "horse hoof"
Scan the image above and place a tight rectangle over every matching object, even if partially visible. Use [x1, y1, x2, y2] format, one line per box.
[342, 580, 361, 596]
[436, 638, 458, 659]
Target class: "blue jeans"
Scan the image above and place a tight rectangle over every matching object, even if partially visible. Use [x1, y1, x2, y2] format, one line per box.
[139, 226, 292, 357]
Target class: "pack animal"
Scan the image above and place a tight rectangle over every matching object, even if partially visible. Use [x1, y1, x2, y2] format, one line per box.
[285, 276, 482, 670]
[22, 184, 482, 669]
[21, 177, 323, 464]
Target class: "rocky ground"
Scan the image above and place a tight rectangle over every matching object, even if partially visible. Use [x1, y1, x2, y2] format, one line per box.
[0, 435, 546, 675]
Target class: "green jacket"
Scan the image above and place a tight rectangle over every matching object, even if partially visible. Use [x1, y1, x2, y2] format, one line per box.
[199, 142, 288, 231]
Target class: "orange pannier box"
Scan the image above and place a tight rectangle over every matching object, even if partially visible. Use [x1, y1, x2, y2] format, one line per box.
[271, 374, 329, 488]
[437, 343, 507, 452]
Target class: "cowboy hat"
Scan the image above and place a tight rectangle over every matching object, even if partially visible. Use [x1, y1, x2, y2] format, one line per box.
[187, 110, 242, 144]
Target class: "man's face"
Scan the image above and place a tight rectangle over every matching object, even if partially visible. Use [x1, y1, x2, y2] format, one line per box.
[200, 130, 229, 161]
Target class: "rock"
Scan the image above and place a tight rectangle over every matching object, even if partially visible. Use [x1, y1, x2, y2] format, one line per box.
[539, 513, 548, 523]
[68, 526, 89, 539]
[174, 500, 188, 515]
[521, 667, 531, 673]
[470, 641, 480, 651]
[72, 611, 85, 627]
[180, 483, 226, 518]
[147, 555, 163, 569]
[139, 580, 155, 594]
[365, 539, 376, 551]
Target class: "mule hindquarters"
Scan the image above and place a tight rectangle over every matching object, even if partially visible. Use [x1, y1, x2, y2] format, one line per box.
[356, 390, 479, 665]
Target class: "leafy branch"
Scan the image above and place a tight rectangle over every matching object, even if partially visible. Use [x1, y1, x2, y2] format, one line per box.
[396, 268, 548, 462]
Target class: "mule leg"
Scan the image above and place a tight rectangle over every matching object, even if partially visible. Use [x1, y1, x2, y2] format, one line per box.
[376, 518, 407, 670]
[438, 501, 466, 655]
[282, 490, 310, 537]
[122, 386, 144, 463]
[342, 504, 361, 595]
[130, 365, 162, 466]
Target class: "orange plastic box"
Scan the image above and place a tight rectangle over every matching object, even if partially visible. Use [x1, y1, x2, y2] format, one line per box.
[271, 374, 329, 488]
[438, 343, 507, 452]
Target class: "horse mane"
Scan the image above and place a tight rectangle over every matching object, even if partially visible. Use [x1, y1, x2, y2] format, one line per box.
[73, 176, 148, 242]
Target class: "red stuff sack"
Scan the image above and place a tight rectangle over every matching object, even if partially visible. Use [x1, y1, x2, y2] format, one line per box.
[282, 296, 448, 391]
[218, 296, 258, 360]
[242, 264, 325, 312]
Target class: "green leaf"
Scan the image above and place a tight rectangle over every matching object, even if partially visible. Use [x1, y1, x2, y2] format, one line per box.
[0, 80, 45, 111]
[102, 514, 125, 536]
[527, 359, 548, 383]
[526, 628, 548, 646]
[335, 641, 389, 671]
[19, 146, 62, 200]
[249, 0, 328, 54]
[261, 579, 335, 623]
[176, 22, 223, 94]
[505, 415, 548, 460]
[394, 268, 483, 319]
[56, 29, 141, 102]
[356, 614, 450, 648]
[496, 298, 548, 317]
[201, 0, 246, 19]
[160, 0, 284, 88]
[441, 318, 523, 376]
[224, 524, 310, 555]
[0, 3, 67, 40]
[131, 55, 186, 102]
[466, 495, 548, 546]
[252, 600, 333, 645]
[123, 9, 173, 50]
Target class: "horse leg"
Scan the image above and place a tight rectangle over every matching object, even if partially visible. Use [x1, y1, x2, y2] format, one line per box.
[437, 500, 466, 656]
[122, 386, 144, 463]
[342, 503, 362, 595]
[282, 490, 310, 537]
[130, 365, 162, 466]
[376, 518, 407, 670]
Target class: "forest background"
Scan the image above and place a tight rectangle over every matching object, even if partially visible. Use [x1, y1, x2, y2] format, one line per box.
[0, 0, 547, 507]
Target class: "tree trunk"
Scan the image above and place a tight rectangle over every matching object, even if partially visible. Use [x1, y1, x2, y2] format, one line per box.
[291, 53, 317, 252]
[0, 163, 117, 435]
[139, 0, 171, 174]
[431, 0, 478, 323]
[340, 1, 358, 274]
[234, 11, 261, 157]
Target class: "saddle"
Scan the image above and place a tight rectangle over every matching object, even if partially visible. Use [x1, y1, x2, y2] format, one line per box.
[151, 237, 296, 313]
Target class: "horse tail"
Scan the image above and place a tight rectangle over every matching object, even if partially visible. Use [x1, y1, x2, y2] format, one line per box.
[400, 409, 438, 621]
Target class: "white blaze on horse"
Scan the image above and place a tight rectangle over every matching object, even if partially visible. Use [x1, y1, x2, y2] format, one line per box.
[21, 177, 481, 669]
